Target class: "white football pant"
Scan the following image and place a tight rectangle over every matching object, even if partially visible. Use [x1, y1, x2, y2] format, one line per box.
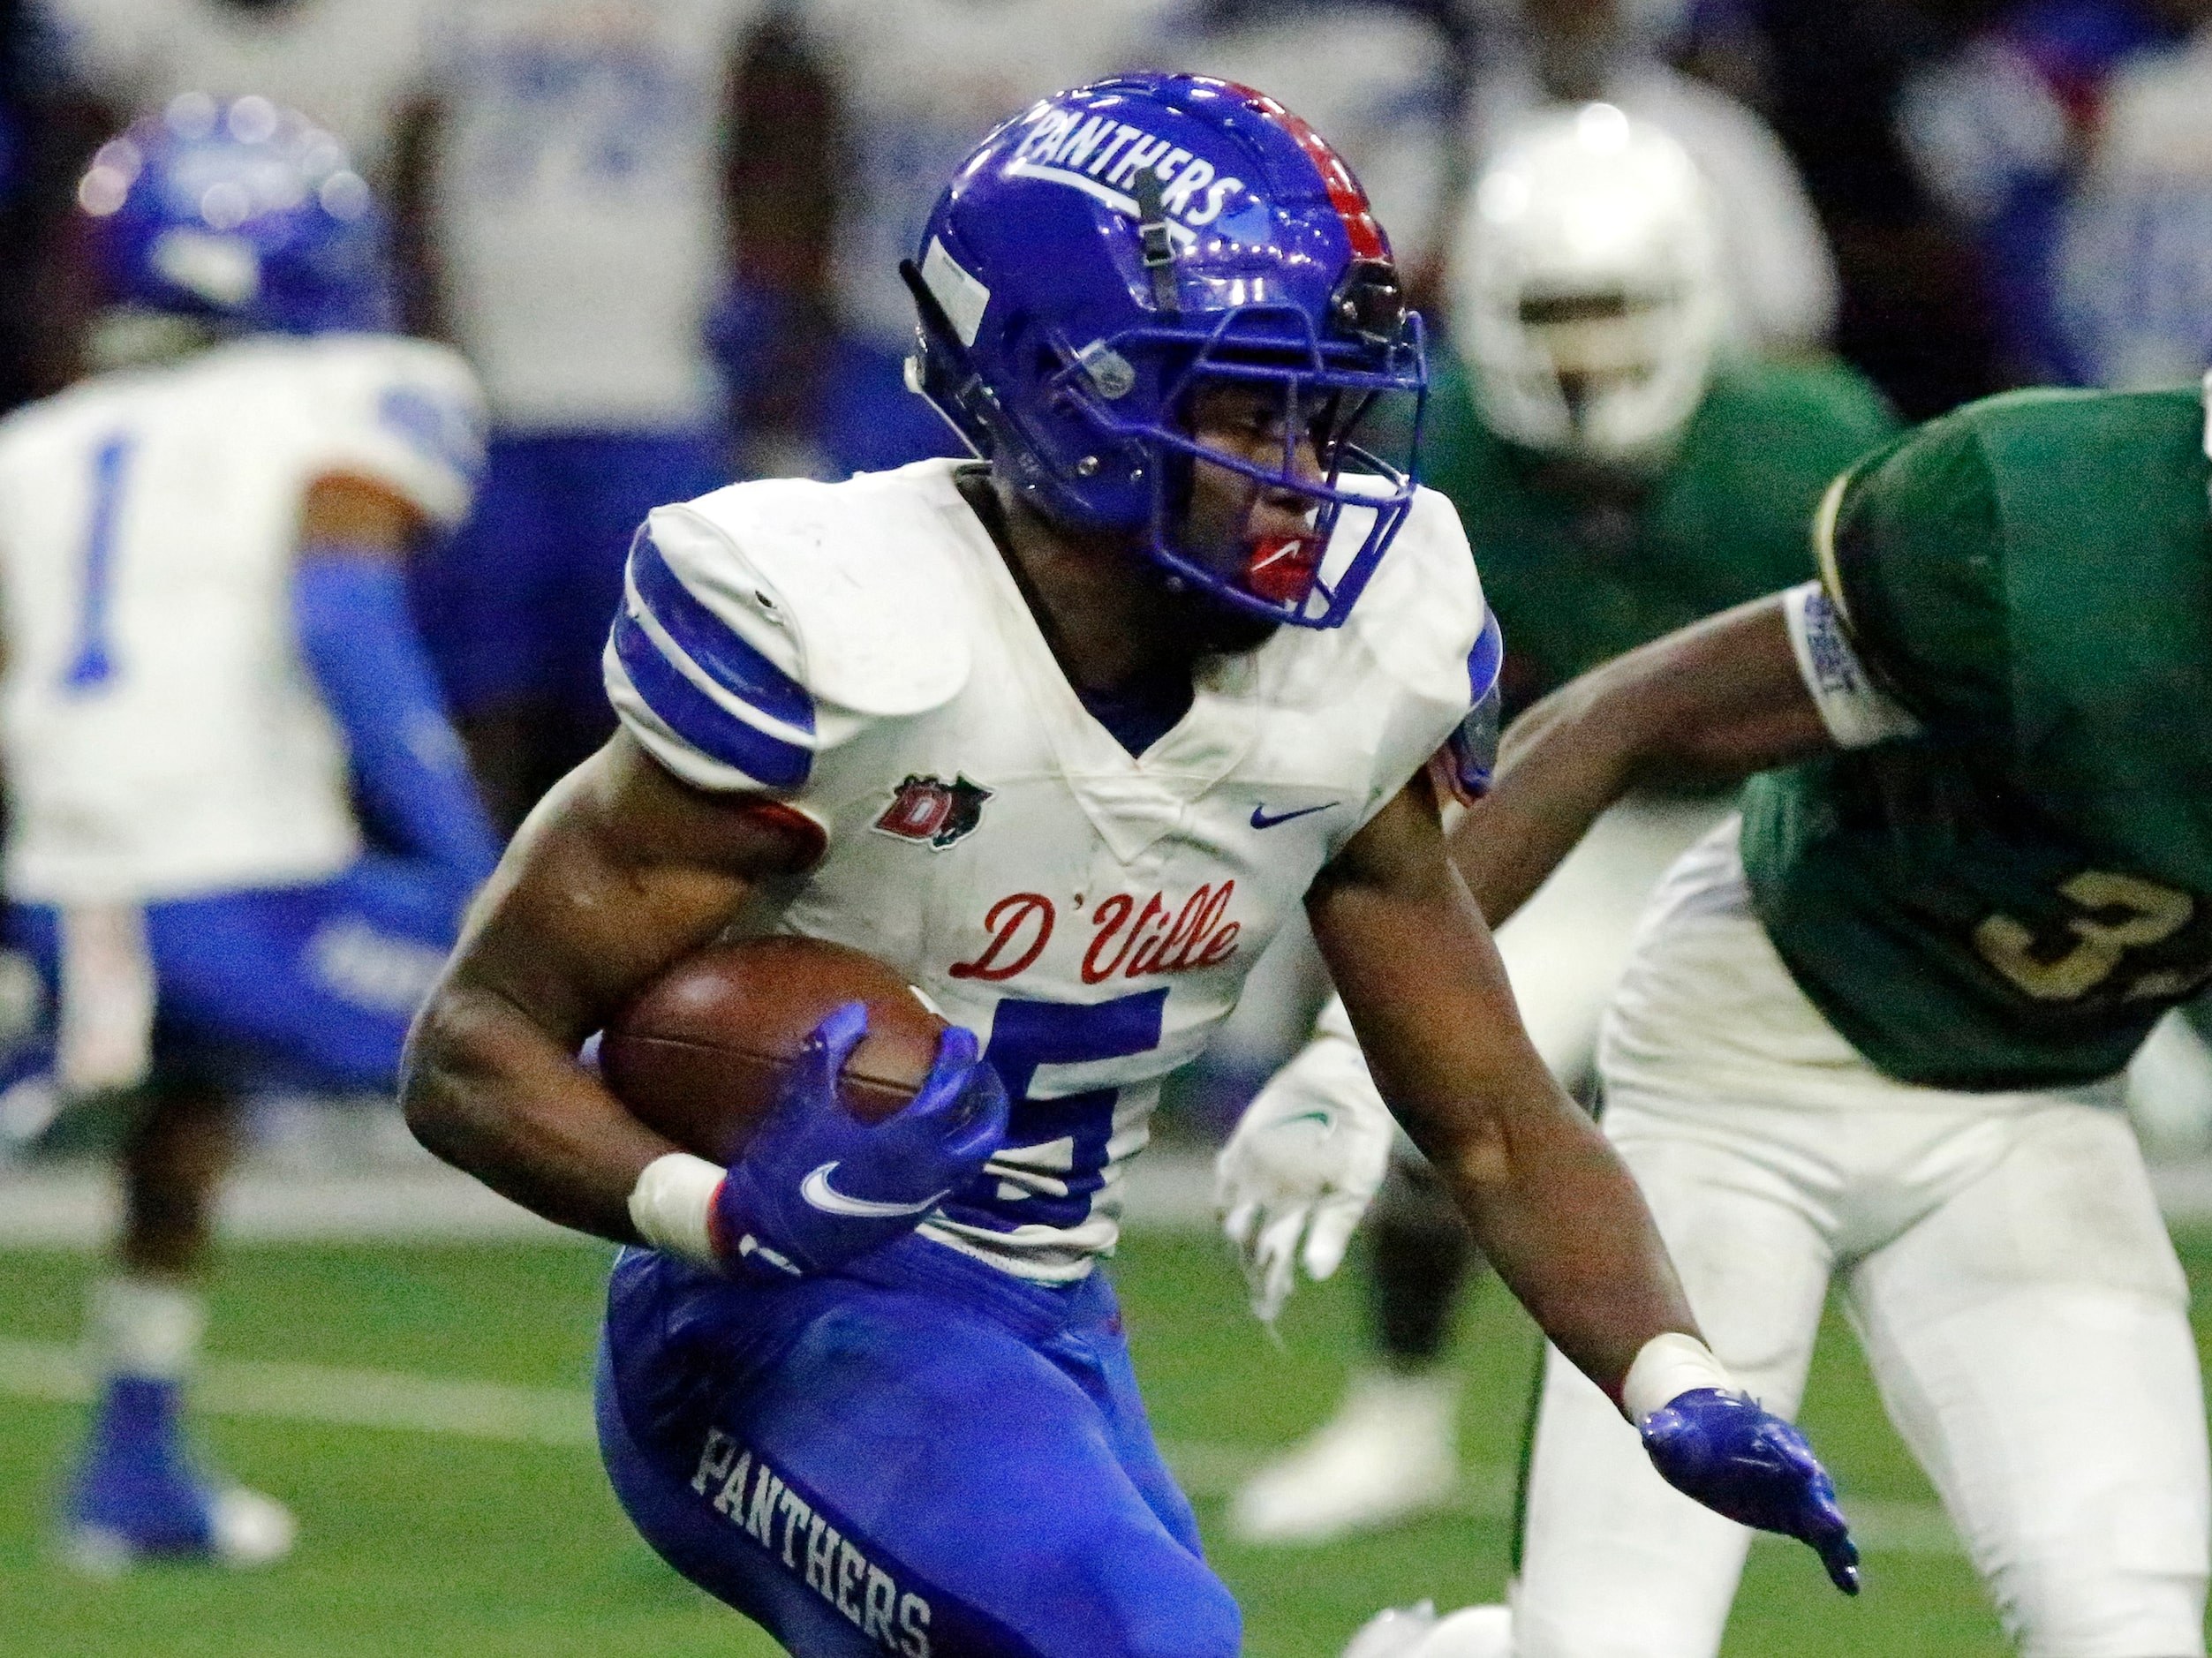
[1490, 795, 1726, 1087]
[1513, 820, 2209, 1658]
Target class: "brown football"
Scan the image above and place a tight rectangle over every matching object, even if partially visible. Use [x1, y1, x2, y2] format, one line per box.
[600, 936, 947, 1165]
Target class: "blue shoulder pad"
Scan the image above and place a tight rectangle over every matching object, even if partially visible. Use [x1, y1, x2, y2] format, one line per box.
[1442, 609, 1505, 803]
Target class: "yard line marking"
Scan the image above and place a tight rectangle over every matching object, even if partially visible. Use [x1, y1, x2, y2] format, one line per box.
[0, 1338, 1966, 1556]
[0, 1339, 595, 1448]
[6, 1149, 2212, 1246]
[0, 1150, 1223, 1246]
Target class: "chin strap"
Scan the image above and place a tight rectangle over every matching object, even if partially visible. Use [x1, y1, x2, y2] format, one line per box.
[1133, 172, 1180, 316]
[899, 257, 999, 459]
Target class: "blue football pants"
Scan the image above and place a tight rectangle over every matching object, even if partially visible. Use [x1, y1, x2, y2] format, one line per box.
[598, 1235, 1242, 1658]
[7, 854, 471, 1094]
[416, 429, 726, 720]
[818, 337, 970, 481]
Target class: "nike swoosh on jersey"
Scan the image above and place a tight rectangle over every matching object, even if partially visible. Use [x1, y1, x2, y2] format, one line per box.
[1249, 803, 1337, 830]
[800, 1163, 949, 1219]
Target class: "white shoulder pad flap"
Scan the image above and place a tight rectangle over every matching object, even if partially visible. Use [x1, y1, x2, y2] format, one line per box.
[290, 335, 487, 529]
[1302, 486, 1487, 837]
[1349, 485, 1485, 706]
[664, 472, 974, 718]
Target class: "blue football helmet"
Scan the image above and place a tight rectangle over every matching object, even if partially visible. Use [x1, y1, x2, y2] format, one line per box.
[75, 93, 394, 337]
[903, 74, 1428, 629]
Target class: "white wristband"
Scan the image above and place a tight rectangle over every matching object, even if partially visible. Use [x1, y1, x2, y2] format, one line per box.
[626, 1152, 725, 1270]
[1622, 1332, 1737, 1423]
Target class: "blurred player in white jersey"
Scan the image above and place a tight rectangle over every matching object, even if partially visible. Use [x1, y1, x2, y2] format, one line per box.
[44, 0, 434, 174]
[770, 0, 1174, 480]
[0, 95, 494, 1568]
[403, 0, 764, 826]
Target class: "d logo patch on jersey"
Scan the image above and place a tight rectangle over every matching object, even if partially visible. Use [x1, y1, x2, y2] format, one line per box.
[873, 774, 993, 850]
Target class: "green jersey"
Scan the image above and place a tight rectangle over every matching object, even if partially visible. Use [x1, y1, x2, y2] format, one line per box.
[1740, 386, 2212, 1091]
[1425, 352, 1897, 709]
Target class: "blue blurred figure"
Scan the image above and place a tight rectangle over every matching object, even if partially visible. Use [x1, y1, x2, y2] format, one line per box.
[1901, 0, 2212, 385]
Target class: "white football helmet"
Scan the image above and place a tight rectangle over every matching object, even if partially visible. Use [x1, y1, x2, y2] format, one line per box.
[1453, 102, 1724, 461]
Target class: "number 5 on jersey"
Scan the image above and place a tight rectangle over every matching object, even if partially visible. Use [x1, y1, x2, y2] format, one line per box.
[957, 990, 1169, 1230]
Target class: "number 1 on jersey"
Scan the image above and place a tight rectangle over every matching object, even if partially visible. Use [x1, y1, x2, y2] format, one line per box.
[64, 435, 132, 694]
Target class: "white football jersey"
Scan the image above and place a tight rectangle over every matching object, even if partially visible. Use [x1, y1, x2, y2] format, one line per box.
[794, 0, 1175, 350]
[48, 0, 435, 172]
[427, 0, 765, 431]
[605, 459, 1483, 1280]
[0, 335, 485, 906]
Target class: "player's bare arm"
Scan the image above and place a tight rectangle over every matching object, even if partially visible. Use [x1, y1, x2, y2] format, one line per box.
[298, 471, 432, 554]
[1454, 592, 1833, 928]
[1306, 637, 1861, 1596]
[401, 735, 819, 1241]
[1307, 774, 1697, 1400]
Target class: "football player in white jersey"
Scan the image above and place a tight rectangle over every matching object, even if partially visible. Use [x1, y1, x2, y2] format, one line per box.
[397, 0, 769, 831]
[46, 0, 435, 175]
[401, 75, 1857, 1655]
[403, 0, 765, 827]
[0, 95, 494, 1569]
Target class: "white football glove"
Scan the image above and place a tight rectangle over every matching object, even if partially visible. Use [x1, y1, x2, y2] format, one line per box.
[1216, 996, 1394, 1326]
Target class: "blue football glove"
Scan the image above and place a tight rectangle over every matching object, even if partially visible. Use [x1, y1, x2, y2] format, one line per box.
[1640, 1388, 1861, 1595]
[711, 1001, 1008, 1281]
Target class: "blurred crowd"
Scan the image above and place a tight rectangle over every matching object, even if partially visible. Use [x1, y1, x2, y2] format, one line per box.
[0, 0, 2208, 824]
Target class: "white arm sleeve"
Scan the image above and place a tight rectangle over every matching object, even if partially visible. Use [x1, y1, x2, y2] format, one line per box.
[1781, 580, 1922, 750]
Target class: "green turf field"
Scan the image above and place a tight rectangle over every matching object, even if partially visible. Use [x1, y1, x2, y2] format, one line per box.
[4, 1225, 2208, 1656]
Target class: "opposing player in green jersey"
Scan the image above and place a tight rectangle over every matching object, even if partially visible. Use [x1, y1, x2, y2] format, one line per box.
[1221, 106, 1897, 1544]
[1354, 381, 2212, 1658]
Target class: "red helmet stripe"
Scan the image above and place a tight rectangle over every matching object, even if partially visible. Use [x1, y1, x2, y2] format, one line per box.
[1217, 80, 1386, 261]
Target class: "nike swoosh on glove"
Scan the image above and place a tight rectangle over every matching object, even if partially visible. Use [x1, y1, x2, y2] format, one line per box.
[1641, 1388, 1861, 1594]
[1217, 1005, 1394, 1325]
[712, 1001, 1008, 1281]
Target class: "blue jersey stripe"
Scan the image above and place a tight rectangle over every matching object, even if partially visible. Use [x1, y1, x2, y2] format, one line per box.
[1468, 608, 1504, 705]
[612, 608, 812, 790]
[628, 530, 814, 734]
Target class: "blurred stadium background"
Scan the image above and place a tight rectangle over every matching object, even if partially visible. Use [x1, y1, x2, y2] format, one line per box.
[7, 0, 2212, 1651]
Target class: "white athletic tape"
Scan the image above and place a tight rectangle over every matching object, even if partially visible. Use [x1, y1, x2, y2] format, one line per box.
[1622, 1330, 1737, 1424]
[625, 1152, 724, 1270]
